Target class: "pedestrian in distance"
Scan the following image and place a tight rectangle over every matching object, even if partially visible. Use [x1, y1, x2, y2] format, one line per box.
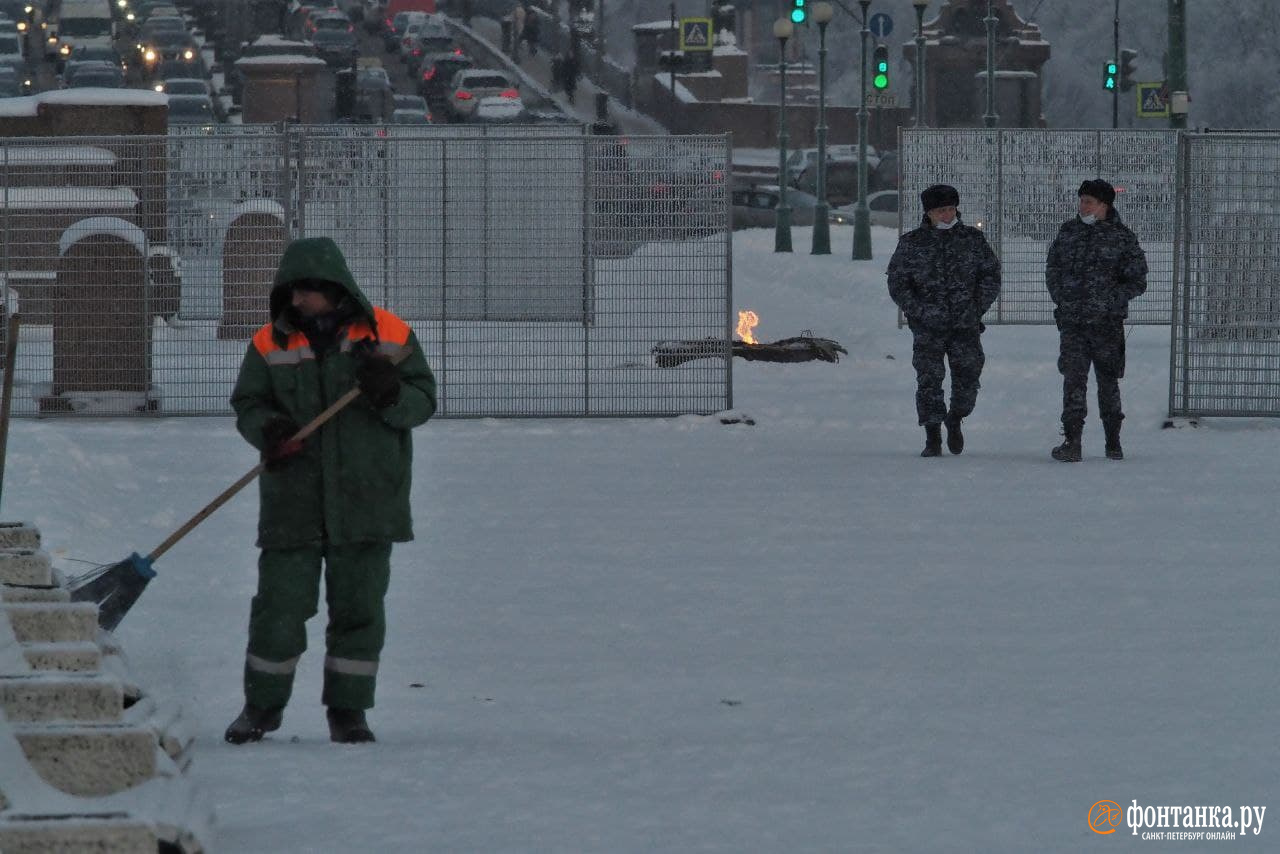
[887, 184, 1002, 457]
[522, 2, 541, 57]
[510, 1, 526, 61]
[1045, 179, 1148, 462]
[561, 44, 580, 104]
[224, 237, 437, 745]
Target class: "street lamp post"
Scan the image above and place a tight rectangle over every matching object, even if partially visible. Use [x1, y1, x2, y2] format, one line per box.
[852, 0, 872, 260]
[912, 0, 929, 128]
[810, 1, 834, 255]
[773, 17, 794, 253]
[983, 0, 998, 127]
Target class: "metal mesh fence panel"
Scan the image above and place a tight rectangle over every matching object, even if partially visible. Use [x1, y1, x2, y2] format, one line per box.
[0, 128, 731, 418]
[900, 128, 1178, 324]
[1169, 133, 1280, 418]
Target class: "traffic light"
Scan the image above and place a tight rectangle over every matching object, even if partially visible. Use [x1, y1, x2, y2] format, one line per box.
[1103, 59, 1118, 91]
[790, 0, 807, 24]
[1119, 48, 1139, 92]
[873, 44, 889, 90]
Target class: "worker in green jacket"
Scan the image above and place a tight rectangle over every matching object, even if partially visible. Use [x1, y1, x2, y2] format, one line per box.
[225, 237, 437, 745]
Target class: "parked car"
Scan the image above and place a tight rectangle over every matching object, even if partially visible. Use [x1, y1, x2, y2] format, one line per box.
[403, 17, 451, 72]
[355, 64, 393, 120]
[140, 29, 200, 76]
[165, 93, 216, 125]
[389, 107, 430, 124]
[446, 68, 517, 121]
[471, 95, 523, 124]
[311, 27, 358, 67]
[792, 160, 861, 207]
[731, 185, 825, 230]
[829, 190, 900, 229]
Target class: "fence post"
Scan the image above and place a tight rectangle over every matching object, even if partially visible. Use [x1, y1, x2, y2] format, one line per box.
[994, 128, 1004, 324]
[439, 137, 448, 417]
[278, 121, 294, 239]
[581, 134, 592, 415]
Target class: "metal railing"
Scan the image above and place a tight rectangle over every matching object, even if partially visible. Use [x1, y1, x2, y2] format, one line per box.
[899, 128, 1178, 325]
[0, 126, 732, 417]
[1169, 132, 1280, 418]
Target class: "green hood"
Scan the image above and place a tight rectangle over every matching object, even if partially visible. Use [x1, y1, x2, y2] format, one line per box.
[269, 237, 374, 325]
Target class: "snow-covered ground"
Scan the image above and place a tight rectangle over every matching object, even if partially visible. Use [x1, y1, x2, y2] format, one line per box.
[8, 224, 1277, 851]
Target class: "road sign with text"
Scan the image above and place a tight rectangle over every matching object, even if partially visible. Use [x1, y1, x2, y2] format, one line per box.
[868, 92, 898, 109]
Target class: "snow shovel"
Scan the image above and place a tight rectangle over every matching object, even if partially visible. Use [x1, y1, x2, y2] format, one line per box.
[69, 349, 409, 631]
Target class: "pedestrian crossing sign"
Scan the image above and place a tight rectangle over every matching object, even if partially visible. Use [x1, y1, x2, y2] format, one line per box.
[680, 17, 714, 52]
[1137, 82, 1170, 118]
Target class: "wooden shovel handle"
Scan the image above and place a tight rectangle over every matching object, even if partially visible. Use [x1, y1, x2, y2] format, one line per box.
[147, 347, 410, 563]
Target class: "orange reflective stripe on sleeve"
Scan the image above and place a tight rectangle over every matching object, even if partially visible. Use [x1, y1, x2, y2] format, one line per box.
[372, 307, 412, 346]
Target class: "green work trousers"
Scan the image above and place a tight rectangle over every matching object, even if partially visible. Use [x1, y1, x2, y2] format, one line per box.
[243, 541, 392, 711]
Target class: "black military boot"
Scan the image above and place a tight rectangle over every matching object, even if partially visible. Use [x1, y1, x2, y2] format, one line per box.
[921, 424, 943, 457]
[327, 707, 376, 744]
[944, 415, 964, 455]
[224, 704, 284, 745]
[1103, 419, 1123, 460]
[1051, 423, 1083, 462]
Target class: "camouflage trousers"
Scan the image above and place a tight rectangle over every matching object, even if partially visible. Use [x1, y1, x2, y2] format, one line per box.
[910, 326, 985, 426]
[1058, 321, 1126, 428]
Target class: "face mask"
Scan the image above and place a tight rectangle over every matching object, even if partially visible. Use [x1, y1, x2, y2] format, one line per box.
[1080, 213, 1097, 225]
[935, 218, 957, 230]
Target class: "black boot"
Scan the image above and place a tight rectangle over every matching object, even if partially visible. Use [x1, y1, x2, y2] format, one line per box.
[224, 704, 283, 745]
[327, 707, 376, 744]
[944, 416, 964, 455]
[921, 424, 942, 457]
[1103, 419, 1123, 460]
[1051, 423, 1083, 462]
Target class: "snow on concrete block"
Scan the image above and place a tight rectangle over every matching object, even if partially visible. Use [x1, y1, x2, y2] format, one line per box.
[21, 642, 103, 672]
[0, 674, 124, 723]
[1, 584, 69, 604]
[0, 815, 158, 853]
[0, 549, 53, 586]
[3, 602, 100, 644]
[0, 522, 40, 550]
[12, 724, 158, 797]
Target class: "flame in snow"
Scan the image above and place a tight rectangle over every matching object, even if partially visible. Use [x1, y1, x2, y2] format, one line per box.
[736, 310, 759, 345]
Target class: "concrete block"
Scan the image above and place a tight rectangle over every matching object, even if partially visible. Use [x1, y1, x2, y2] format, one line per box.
[0, 549, 53, 585]
[12, 724, 158, 797]
[0, 674, 123, 723]
[0, 816, 157, 853]
[1, 584, 69, 603]
[3, 602, 100, 644]
[21, 642, 103, 672]
[0, 521, 40, 549]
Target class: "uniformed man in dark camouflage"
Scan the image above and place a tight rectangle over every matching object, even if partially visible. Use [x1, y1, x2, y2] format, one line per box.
[1046, 179, 1148, 462]
[888, 184, 1001, 457]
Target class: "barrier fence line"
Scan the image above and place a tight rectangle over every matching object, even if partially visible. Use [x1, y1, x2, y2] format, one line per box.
[1168, 132, 1280, 419]
[899, 128, 1178, 326]
[0, 126, 731, 418]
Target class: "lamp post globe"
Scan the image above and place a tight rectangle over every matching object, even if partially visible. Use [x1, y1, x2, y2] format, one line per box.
[773, 16, 795, 253]
[810, 1, 834, 255]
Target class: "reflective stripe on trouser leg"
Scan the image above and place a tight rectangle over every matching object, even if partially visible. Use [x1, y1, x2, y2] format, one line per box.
[321, 541, 393, 710]
[245, 545, 324, 710]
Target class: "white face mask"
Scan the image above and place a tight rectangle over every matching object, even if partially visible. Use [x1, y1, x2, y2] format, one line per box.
[935, 218, 957, 230]
[1080, 214, 1098, 225]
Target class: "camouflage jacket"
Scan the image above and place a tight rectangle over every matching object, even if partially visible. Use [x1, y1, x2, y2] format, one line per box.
[887, 215, 1001, 332]
[1045, 207, 1148, 327]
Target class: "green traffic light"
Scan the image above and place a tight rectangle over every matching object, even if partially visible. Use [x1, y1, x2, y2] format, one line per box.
[873, 73, 889, 90]
[791, 8, 805, 22]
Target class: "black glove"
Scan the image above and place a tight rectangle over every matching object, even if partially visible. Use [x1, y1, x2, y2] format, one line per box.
[261, 416, 303, 471]
[357, 355, 401, 409]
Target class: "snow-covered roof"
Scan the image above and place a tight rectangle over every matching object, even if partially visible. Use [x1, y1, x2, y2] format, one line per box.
[0, 88, 168, 116]
[0, 187, 138, 210]
[58, 216, 147, 257]
[235, 54, 328, 67]
[250, 35, 313, 47]
[229, 198, 286, 220]
[1, 146, 117, 166]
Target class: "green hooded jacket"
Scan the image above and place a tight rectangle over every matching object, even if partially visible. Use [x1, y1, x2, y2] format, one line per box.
[230, 237, 437, 548]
